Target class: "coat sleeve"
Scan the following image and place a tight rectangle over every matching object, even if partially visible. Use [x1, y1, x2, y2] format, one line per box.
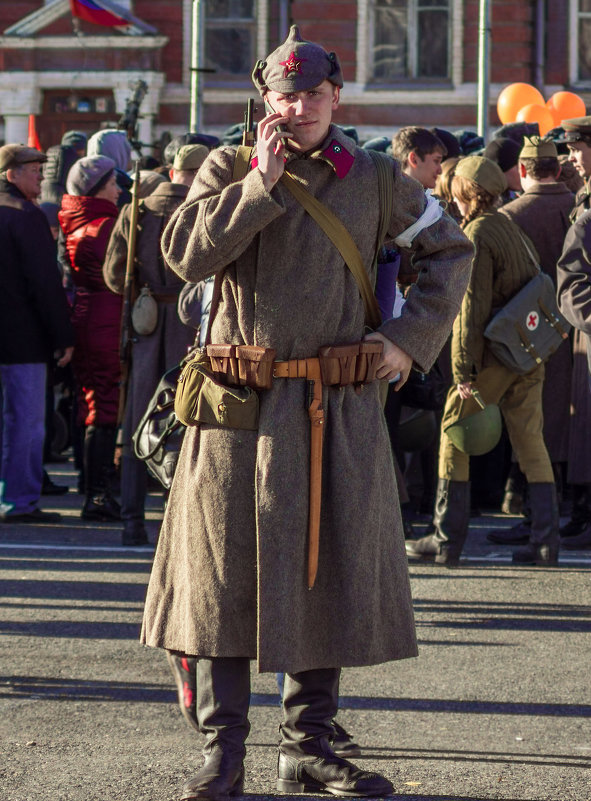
[17, 205, 74, 351]
[161, 147, 285, 283]
[103, 204, 131, 295]
[556, 212, 591, 335]
[378, 164, 474, 372]
[450, 230, 494, 383]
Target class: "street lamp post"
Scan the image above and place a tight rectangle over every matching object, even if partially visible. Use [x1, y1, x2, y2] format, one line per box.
[477, 0, 491, 143]
[190, 0, 204, 131]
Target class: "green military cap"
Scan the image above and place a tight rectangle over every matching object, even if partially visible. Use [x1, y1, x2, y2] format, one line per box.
[173, 144, 209, 171]
[455, 155, 507, 196]
[0, 144, 47, 171]
[519, 135, 558, 159]
[560, 115, 591, 143]
[252, 24, 343, 95]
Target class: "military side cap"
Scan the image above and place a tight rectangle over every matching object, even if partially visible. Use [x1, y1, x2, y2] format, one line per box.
[252, 24, 343, 95]
[173, 144, 209, 171]
[561, 116, 591, 142]
[0, 144, 47, 171]
[519, 135, 558, 159]
[455, 155, 507, 196]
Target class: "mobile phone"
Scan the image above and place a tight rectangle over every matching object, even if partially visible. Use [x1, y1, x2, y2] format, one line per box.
[264, 99, 289, 148]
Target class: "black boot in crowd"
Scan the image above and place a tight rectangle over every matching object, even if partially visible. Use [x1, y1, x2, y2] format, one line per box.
[512, 482, 559, 565]
[181, 657, 250, 801]
[277, 668, 392, 797]
[561, 482, 591, 550]
[120, 453, 148, 545]
[81, 425, 121, 521]
[405, 478, 471, 566]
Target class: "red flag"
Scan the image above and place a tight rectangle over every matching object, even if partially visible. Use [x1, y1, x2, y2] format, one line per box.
[27, 115, 42, 151]
[69, 0, 129, 28]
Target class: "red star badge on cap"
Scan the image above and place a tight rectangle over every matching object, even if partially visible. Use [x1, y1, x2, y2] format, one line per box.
[279, 51, 306, 78]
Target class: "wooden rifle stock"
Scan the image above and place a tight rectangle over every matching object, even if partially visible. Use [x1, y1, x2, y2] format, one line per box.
[242, 98, 255, 147]
[117, 161, 141, 426]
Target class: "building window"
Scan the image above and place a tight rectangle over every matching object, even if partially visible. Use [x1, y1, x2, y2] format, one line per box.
[578, 0, 591, 79]
[204, 0, 256, 78]
[369, 0, 450, 83]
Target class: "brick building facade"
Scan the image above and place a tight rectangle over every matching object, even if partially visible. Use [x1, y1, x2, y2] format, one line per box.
[0, 1, 588, 154]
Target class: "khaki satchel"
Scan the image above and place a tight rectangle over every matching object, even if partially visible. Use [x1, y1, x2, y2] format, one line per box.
[483, 236, 571, 374]
[174, 348, 259, 430]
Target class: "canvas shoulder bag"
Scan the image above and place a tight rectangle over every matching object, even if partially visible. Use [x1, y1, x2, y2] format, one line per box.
[483, 234, 571, 374]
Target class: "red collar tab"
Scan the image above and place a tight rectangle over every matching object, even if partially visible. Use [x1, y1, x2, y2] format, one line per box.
[321, 139, 355, 179]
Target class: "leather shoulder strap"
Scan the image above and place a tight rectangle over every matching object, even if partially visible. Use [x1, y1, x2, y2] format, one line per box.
[280, 170, 382, 329]
[205, 146, 255, 344]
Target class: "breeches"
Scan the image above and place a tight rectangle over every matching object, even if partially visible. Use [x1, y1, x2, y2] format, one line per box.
[439, 361, 553, 483]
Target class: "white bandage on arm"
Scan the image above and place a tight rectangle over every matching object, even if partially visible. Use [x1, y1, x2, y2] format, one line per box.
[394, 190, 444, 249]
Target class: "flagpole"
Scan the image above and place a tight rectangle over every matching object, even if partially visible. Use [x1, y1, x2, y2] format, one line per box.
[190, 0, 204, 131]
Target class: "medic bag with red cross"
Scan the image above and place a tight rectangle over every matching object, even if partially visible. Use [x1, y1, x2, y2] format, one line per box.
[483, 236, 571, 375]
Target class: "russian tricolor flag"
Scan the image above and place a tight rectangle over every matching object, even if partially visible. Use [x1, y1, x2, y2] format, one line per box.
[69, 0, 129, 28]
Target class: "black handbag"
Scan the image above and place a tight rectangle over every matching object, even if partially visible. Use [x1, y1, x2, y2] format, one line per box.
[399, 361, 448, 411]
[132, 362, 186, 490]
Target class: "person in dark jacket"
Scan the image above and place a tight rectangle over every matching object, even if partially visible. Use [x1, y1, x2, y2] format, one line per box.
[102, 145, 204, 545]
[0, 144, 74, 523]
[59, 155, 122, 521]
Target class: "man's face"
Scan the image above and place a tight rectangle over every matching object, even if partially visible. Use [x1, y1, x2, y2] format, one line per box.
[7, 161, 43, 200]
[264, 80, 340, 153]
[406, 150, 444, 189]
[567, 141, 591, 180]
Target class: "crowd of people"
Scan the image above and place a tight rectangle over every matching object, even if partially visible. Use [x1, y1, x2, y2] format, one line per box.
[2, 22, 591, 800]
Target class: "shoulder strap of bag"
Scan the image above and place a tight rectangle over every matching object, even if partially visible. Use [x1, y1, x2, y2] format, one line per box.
[517, 232, 541, 275]
[280, 169, 384, 329]
[204, 146, 256, 345]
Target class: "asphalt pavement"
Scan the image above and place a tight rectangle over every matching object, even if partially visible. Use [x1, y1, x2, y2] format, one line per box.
[1, 456, 590, 801]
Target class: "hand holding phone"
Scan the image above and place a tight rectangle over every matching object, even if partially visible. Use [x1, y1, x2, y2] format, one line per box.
[256, 100, 292, 190]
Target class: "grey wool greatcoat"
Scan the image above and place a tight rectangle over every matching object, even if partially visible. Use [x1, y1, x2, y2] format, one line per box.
[103, 182, 195, 442]
[499, 182, 574, 462]
[141, 125, 473, 673]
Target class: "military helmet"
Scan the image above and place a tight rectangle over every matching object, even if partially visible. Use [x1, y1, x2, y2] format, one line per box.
[443, 390, 502, 456]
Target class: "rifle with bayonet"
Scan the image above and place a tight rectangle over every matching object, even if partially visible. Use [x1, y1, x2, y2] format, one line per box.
[117, 79, 148, 154]
[117, 160, 141, 426]
[242, 98, 255, 147]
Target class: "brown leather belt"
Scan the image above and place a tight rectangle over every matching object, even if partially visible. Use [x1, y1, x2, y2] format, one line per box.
[152, 292, 179, 303]
[206, 342, 384, 590]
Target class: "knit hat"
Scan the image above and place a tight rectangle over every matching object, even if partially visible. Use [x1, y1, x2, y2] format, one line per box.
[66, 155, 116, 196]
[0, 144, 46, 171]
[431, 128, 461, 159]
[61, 130, 87, 152]
[173, 144, 209, 171]
[519, 136, 558, 160]
[453, 130, 485, 156]
[455, 155, 507, 196]
[252, 24, 343, 95]
[87, 129, 132, 171]
[484, 137, 521, 173]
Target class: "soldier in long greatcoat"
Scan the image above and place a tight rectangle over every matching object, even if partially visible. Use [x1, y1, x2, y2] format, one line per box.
[103, 147, 207, 544]
[140, 26, 473, 801]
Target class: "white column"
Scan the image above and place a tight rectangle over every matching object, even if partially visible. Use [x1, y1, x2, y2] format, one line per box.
[3, 115, 30, 145]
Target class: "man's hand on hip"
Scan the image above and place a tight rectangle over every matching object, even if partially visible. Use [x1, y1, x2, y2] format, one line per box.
[363, 331, 413, 387]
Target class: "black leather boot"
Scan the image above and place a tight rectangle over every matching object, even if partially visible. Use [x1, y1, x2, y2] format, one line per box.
[513, 483, 559, 566]
[500, 463, 527, 515]
[81, 426, 121, 521]
[121, 453, 148, 545]
[405, 479, 471, 566]
[277, 668, 393, 797]
[560, 483, 591, 538]
[181, 657, 250, 801]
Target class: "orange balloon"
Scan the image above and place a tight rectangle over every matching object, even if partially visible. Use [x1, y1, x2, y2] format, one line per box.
[515, 103, 555, 136]
[497, 83, 545, 124]
[546, 91, 587, 126]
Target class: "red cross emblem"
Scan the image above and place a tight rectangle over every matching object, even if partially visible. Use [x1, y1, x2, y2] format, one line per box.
[526, 311, 539, 331]
[279, 51, 306, 78]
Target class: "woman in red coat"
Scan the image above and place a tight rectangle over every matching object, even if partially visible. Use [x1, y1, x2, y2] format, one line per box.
[59, 155, 122, 520]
